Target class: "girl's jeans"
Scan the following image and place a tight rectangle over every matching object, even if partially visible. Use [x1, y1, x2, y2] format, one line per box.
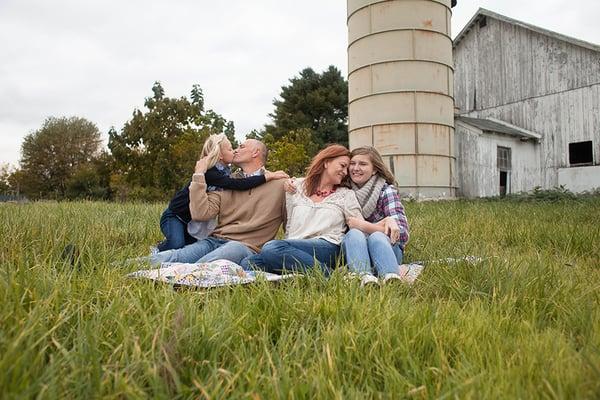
[341, 229, 403, 276]
[157, 208, 196, 251]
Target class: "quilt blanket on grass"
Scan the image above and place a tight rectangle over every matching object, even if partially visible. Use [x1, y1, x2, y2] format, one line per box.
[128, 259, 293, 288]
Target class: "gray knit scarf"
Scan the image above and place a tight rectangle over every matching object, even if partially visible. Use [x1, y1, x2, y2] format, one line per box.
[351, 174, 386, 219]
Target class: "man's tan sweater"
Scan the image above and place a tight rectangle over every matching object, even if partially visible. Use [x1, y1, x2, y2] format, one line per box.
[189, 174, 286, 252]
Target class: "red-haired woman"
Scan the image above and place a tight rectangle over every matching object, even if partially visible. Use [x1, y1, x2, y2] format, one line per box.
[240, 144, 362, 274]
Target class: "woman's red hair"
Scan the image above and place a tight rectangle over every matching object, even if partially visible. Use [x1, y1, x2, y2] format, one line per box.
[303, 144, 350, 196]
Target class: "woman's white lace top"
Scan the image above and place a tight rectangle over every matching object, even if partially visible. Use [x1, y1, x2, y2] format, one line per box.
[285, 179, 362, 245]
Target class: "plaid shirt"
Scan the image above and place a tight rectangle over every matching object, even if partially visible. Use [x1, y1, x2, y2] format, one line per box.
[365, 184, 410, 249]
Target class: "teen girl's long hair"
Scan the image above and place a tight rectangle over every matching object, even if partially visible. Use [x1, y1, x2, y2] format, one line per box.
[303, 144, 351, 196]
[350, 146, 396, 185]
[200, 133, 228, 169]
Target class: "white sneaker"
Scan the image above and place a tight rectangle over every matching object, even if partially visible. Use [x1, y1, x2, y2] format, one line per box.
[382, 273, 403, 285]
[345, 272, 379, 288]
[360, 273, 379, 288]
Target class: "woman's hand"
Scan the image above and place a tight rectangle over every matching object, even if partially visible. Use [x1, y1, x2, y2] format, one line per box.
[195, 157, 209, 174]
[265, 170, 290, 181]
[284, 178, 298, 194]
[383, 216, 400, 244]
[347, 216, 364, 230]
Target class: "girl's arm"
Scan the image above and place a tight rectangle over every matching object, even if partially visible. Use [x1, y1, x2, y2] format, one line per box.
[346, 186, 409, 245]
[205, 167, 266, 190]
[347, 217, 385, 234]
[380, 186, 409, 246]
[343, 189, 385, 234]
[344, 191, 402, 241]
[347, 218, 401, 246]
[205, 168, 289, 191]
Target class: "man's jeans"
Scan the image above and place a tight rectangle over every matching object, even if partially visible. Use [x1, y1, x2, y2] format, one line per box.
[150, 236, 255, 265]
[241, 238, 340, 275]
[157, 208, 196, 252]
[341, 229, 403, 276]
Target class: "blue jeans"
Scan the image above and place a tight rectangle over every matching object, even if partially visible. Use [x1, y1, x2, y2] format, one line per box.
[341, 229, 404, 276]
[150, 237, 255, 265]
[241, 238, 340, 275]
[157, 208, 196, 251]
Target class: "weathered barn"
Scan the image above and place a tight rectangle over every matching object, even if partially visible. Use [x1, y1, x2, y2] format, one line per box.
[453, 8, 600, 197]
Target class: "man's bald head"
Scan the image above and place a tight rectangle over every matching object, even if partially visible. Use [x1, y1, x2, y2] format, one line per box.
[233, 139, 268, 170]
[247, 139, 268, 165]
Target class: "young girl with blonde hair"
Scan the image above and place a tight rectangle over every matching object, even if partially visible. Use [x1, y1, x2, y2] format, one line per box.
[157, 133, 288, 251]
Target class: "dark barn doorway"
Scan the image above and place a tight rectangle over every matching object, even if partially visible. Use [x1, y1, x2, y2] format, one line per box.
[497, 146, 512, 196]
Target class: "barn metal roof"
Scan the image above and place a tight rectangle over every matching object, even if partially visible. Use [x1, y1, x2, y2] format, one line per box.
[453, 8, 600, 53]
[456, 116, 542, 141]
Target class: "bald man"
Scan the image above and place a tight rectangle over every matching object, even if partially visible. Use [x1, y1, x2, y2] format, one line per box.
[147, 139, 287, 265]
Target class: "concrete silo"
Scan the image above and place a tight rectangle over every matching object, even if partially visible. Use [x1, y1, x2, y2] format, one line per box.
[347, 0, 458, 199]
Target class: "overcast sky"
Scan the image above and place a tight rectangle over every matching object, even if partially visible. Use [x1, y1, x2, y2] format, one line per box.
[1, 0, 599, 166]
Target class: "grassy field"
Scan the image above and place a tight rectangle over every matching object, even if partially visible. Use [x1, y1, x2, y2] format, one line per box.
[1, 197, 599, 399]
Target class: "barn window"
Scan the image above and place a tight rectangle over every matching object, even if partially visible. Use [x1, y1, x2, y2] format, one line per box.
[497, 147, 511, 196]
[479, 16, 487, 28]
[569, 141, 593, 166]
[497, 146, 511, 170]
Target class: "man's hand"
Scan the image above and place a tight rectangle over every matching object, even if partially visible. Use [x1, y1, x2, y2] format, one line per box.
[383, 216, 400, 244]
[265, 170, 290, 181]
[284, 178, 298, 194]
[195, 157, 209, 174]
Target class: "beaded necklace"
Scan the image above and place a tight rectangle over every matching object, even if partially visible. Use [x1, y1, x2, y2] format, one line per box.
[314, 187, 337, 198]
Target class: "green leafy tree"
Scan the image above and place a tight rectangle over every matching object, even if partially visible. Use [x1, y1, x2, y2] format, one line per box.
[6, 168, 26, 196]
[0, 163, 14, 194]
[65, 151, 113, 200]
[108, 82, 235, 200]
[17, 116, 102, 199]
[262, 66, 348, 148]
[264, 129, 318, 177]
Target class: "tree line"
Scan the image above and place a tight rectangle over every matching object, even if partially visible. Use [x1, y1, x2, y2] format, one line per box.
[0, 66, 348, 201]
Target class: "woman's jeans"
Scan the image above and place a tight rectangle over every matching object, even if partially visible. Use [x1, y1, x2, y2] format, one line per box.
[241, 238, 340, 275]
[342, 229, 403, 276]
[157, 208, 196, 251]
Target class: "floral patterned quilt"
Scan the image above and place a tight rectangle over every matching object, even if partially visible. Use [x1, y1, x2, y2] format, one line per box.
[128, 259, 294, 288]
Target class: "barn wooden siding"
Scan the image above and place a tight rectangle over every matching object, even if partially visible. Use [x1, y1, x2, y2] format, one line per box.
[454, 13, 600, 189]
[454, 121, 540, 197]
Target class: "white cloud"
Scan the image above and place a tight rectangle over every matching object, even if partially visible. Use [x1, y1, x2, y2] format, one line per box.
[1, 0, 598, 166]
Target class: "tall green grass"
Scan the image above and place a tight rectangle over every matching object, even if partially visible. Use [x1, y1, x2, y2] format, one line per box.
[1, 199, 599, 399]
